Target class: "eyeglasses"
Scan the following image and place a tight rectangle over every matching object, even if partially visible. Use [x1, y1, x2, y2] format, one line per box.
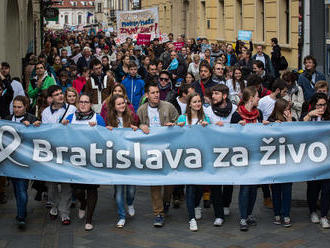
[316, 103, 327, 108]
[36, 67, 44, 70]
[79, 101, 91, 105]
[52, 92, 63, 97]
[215, 68, 224, 70]
[160, 78, 169, 81]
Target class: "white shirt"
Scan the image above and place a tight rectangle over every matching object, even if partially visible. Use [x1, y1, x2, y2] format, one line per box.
[148, 105, 161, 127]
[12, 115, 24, 123]
[256, 54, 266, 67]
[258, 95, 276, 121]
[118, 117, 123, 128]
[42, 104, 76, 124]
[176, 96, 187, 114]
[203, 104, 237, 124]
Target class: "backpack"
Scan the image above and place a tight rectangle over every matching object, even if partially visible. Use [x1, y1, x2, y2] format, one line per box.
[279, 56, 288, 70]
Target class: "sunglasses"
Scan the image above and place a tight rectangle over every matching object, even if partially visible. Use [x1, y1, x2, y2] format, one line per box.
[160, 78, 169, 81]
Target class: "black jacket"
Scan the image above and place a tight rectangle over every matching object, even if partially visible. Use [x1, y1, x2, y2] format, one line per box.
[5, 112, 38, 123]
[192, 78, 217, 98]
[0, 80, 14, 119]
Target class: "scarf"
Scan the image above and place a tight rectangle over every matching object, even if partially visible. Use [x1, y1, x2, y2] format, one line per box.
[212, 98, 233, 117]
[91, 73, 105, 91]
[75, 110, 95, 121]
[168, 58, 179, 71]
[237, 104, 260, 123]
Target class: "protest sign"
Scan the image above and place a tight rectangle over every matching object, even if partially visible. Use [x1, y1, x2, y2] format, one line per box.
[238, 30, 252, 41]
[137, 34, 151, 45]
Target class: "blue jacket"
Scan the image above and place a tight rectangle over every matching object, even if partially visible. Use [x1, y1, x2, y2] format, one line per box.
[121, 75, 145, 112]
[298, 70, 326, 102]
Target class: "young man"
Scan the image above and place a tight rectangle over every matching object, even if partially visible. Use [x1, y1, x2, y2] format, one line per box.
[252, 60, 274, 91]
[212, 63, 226, 85]
[158, 71, 172, 101]
[167, 84, 195, 115]
[298, 55, 326, 102]
[121, 61, 145, 112]
[42, 85, 76, 225]
[82, 59, 114, 113]
[192, 62, 217, 98]
[258, 79, 288, 121]
[252, 44, 275, 77]
[137, 83, 179, 227]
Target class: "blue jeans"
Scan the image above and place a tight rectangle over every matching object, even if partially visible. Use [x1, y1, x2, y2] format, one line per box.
[271, 183, 292, 217]
[115, 185, 136, 219]
[186, 185, 203, 220]
[11, 178, 29, 221]
[239, 185, 257, 219]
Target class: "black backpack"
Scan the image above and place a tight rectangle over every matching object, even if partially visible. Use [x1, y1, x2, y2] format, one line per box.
[279, 56, 288, 70]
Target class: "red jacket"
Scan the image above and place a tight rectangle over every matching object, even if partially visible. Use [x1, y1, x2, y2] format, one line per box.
[73, 76, 87, 94]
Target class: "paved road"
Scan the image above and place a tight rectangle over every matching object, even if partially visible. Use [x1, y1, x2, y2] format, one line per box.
[0, 183, 329, 248]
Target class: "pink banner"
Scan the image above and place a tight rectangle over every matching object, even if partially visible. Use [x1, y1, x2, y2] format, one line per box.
[136, 33, 151, 46]
[173, 42, 185, 51]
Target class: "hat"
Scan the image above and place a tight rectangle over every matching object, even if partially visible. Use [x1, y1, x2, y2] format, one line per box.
[104, 45, 110, 50]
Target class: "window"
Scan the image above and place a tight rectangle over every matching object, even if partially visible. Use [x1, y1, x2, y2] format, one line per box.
[97, 3, 102, 13]
[78, 15, 82, 24]
[82, 2, 86, 6]
[256, 0, 265, 42]
[201, 1, 206, 35]
[207, 20, 211, 29]
[236, 0, 243, 31]
[218, 0, 225, 39]
[64, 15, 68, 24]
[72, 1, 77, 7]
[279, 0, 290, 44]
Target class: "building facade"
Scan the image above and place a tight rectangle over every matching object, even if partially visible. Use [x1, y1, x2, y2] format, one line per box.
[0, 0, 42, 78]
[46, 0, 95, 30]
[142, 0, 299, 69]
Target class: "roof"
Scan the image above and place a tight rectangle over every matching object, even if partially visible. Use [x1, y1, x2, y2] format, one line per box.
[51, 0, 95, 9]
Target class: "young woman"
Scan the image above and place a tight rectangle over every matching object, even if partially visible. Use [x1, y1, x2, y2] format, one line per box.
[226, 67, 246, 105]
[65, 87, 78, 106]
[105, 94, 138, 228]
[225, 66, 234, 81]
[268, 99, 293, 227]
[52, 55, 62, 74]
[177, 93, 210, 232]
[5, 96, 41, 228]
[100, 83, 139, 124]
[231, 86, 268, 231]
[185, 72, 195, 85]
[115, 55, 130, 82]
[64, 93, 106, 231]
[303, 93, 330, 229]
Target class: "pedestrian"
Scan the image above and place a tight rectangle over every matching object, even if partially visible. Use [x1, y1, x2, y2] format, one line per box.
[226, 67, 246, 105]
[105, 94, 139, 228]
[63, 93, 105, 231]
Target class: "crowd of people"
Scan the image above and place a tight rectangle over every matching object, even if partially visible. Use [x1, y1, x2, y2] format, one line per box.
[1, 29, 330, 233]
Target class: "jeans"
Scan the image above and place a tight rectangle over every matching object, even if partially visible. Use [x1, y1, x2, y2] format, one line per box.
[11, 178, 29, 220]
[307, 180, 330, 217]
[211, 186, 225, 219]
[262, 184, 271, 198]
[47, 182, 72, 218]
[186, 185, 203, 220]
[223, 185, 233, 208]
[271, 183, 292, 217]
[239, 185, 257, 219]
[115, 185, 136, 219]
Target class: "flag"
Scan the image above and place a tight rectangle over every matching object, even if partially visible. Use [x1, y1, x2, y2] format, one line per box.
[87, 12, 93, 18]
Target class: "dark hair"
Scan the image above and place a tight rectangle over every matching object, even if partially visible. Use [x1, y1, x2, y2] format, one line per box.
[185, 72, 195, 83]
[48, 85, 62, 97]
[35, 62, 45, 69]
[269, 98, 289, 122]
[304, 55, 317, 67]
[90, 59, 102, 69]
[178, 84, 194, 97]
[253, 60, 265, 70]
[241, 86, 257, 105]
[309, 93, 330, 120]
[271, 38, 278, 45]
[185, 93, 205, 124]
[232, 67, 246, 92]
[212, 84, 229, 96]
[101, 55, 109, 61]
[128, 61, 137, 69]
[246, 74, 263, 87]
[159, 70, 170, 78]
[78, 92, 91, 101]
[106, 94, 134, 127]
[271, 79, 287, 92]
[13, 95, 30, 109]
[147, 62, 157, 70]
[145, 82, 159, 93]
[1, 62, 10, 68]
[199, 61, 212, 73]
[282, 71, 298, 83]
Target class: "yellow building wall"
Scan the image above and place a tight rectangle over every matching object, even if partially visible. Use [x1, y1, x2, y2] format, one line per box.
[141, 0, 299, 69]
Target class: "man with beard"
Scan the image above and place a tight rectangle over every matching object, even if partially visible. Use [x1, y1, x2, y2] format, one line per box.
[203, 84, 237, 219]
[298, 55, 326, 102]
[82, 59, 114, 113]
[212, 63, 226, 85]
[192, 62, 217, 98]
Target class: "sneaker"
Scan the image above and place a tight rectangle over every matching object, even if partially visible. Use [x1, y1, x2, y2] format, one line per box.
[45, 201, 52, 209]
[194, 207, 202, 220]
[214, 218, 224, 226]
[283, 217, 292, 228]
[273, 215, 281, 225]
[163, 202, 170, 215]
[224, 207, 230, 216]
[310, 212, 320, 224]
[320, 217, 330, 229]
[153, 215, 164, 227]
[127, 205, 135, 217]
[116, 219, 126, 228]
[61, 216, 71, 225]
[240, 219, 248, 231]
[85, 223, 94, 231]
[263, 197, 273, 209]
[247, 215, 257, 226]
[189, 218, 198, 231]
[49, 207, 58, 219]
[16, 217, 26, 229]
[173, 199, 180, 209]
[78, 209, 86, 219]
